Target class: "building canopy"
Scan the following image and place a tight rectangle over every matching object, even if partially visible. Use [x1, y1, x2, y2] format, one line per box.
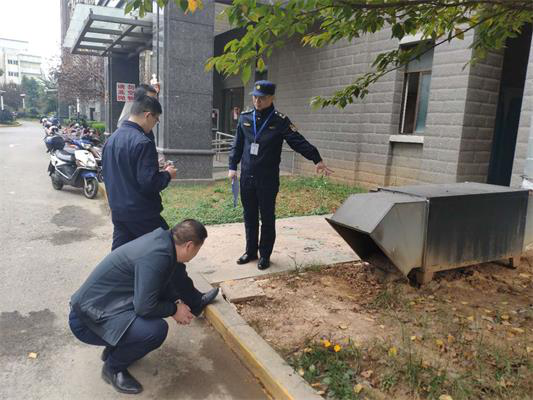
[63, 4, 152, 57]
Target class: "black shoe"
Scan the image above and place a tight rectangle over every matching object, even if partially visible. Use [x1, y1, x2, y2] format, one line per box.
[101, 364, 143, 394]
[201, 287, 219, 308]
[100, 346, 114, 362]
[236, 253, 258, 265]
[258, 257, 270, 270]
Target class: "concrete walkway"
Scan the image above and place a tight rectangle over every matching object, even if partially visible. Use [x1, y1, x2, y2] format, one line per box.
[191, 215, 358, 284]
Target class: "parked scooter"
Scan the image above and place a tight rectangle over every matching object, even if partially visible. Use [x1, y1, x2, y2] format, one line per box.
[67, 137, 103, 181]
[44, 135, 100, 199]
[43, 121, 60, 138]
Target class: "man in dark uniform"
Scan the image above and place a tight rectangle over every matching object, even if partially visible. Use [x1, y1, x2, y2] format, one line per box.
[103, 95, 176, 250]
[228, 80, 333, 270]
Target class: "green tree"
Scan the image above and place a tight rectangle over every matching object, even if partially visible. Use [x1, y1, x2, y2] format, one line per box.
[21, 76, 44, 111]
[0, 68, 4, 77]
[42, 90, 58, 114]
[126, 0, 532, 108]
[0, 82, 22, 110]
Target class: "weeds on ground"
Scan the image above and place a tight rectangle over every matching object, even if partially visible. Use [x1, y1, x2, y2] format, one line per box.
[288, 255, 324, 275]
[292, 333, 532, 400]
[370, 285, 407, 311]
[367, 334, 533, 400]
[290, 339, 363, 399]
[161, 176, 365, 226]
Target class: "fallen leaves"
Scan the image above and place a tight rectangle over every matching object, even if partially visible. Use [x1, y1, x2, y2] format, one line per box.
[28, 352, 38, 359]
[353, 383, 364, 393]
[360, 369, 373, 379]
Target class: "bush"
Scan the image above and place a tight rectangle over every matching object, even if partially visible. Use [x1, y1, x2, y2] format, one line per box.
[0, 109, 14, 123]
[89, 122, 105, 134]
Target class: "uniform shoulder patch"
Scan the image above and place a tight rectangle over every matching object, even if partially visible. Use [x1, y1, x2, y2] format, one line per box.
[275, 110, 287, 119]
[289, 123, 298, 132]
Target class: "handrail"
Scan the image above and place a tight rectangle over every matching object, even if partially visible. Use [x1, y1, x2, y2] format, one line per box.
[211, 130, 296, 173]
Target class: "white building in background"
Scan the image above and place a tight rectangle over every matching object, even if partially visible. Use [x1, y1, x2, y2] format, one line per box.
[0, 38, 44, 85]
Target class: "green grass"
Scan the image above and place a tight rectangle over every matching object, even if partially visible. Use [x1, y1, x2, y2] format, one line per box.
[161, 175, 365, 226]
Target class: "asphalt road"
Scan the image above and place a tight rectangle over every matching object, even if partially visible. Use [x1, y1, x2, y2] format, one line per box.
[0, 121, 267, 400]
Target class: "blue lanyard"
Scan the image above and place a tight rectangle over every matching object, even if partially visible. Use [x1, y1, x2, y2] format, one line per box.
[252, 109, 275, 142]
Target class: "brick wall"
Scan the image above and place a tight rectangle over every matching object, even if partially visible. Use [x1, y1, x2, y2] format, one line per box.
[269, 29, 507, 188]
[511, 37, 533, 186]
[456, 49, 503, 182]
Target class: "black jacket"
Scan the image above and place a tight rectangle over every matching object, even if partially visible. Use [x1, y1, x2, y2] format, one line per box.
[228, 105, 322, 178]
[102, 121, 171, 222]
[70, 228, 196, 346]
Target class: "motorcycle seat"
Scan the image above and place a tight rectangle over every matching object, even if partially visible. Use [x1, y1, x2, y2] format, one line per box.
[56, 149, 76, 163]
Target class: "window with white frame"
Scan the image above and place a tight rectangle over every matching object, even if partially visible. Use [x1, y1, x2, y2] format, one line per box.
[7, 59, 18, 65]
[399, 47, 434, 134]
[8, 71, 19, 77]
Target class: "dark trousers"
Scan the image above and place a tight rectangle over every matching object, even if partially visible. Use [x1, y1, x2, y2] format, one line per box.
[240, 175, 279, 258]
[69, 309, 168, 372]
[111, 215, 169, 250]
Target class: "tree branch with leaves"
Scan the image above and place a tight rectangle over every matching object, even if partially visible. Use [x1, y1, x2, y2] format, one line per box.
[124, 0, 533, 108]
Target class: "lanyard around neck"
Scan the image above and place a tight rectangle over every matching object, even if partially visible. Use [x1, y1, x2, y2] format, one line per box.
[252, 109, 275, 142]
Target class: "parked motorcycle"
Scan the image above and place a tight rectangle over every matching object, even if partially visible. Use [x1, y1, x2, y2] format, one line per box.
[44, 135, 100, 199]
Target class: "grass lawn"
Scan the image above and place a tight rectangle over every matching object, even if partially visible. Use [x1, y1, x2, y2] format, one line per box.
[161, 176, 365, 226]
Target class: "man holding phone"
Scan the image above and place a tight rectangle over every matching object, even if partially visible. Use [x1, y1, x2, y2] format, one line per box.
[103, 95, 177, 250]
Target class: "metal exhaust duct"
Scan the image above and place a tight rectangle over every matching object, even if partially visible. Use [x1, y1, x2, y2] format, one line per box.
[327, 183, 531, 284]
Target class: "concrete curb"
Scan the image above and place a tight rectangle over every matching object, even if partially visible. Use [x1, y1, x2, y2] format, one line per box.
[0, 122, 22, 128]
[191, 273, 323, 400]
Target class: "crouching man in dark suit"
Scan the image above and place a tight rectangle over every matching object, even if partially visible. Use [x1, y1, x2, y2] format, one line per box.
[68, 219, 214, 394]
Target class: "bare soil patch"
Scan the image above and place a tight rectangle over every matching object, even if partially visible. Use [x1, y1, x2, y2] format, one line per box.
[235, 256, 533, 399]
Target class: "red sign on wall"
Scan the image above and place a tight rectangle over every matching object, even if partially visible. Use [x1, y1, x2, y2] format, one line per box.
[116, 82, 136, 102]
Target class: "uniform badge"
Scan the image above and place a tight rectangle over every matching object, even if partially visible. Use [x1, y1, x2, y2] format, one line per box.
[243, 122, 251, 127]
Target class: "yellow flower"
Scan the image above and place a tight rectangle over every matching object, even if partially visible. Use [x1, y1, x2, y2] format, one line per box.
[323, 340, 332, 348]
[333, 344, 341, 352]
[388, 346, 398, 357]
